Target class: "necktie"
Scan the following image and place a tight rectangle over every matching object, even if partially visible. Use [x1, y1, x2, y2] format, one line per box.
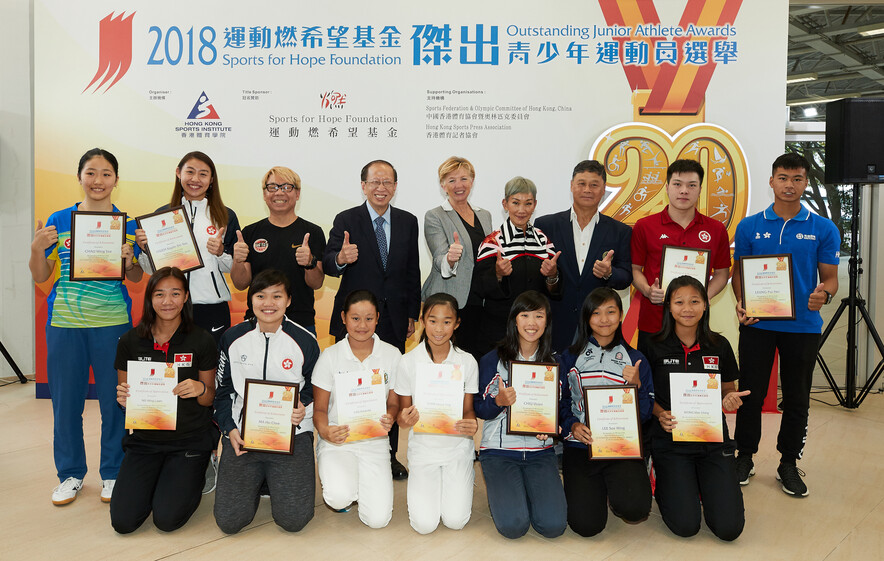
[374, 216, 388, 270]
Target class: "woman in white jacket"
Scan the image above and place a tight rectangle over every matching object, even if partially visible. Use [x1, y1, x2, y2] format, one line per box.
[136, 151, 241, 343]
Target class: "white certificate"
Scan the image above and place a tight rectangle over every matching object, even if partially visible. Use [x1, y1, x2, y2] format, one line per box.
[660, 245, 710, 292]
[507, 361, 559, 435]
[125, 360, 178, 430]
[669, 372, 723, 442]
[583, 385, 643, 459]
[413, 363, 464, 435]
[136, 206, 203, 273]
[334, 370, 388, 442]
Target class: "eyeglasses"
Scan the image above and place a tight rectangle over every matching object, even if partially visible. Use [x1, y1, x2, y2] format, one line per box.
[264, 183, 296, 192]
[363, 179, 396, 188]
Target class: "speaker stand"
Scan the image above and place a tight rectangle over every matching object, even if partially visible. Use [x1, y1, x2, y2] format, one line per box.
[0, 338, 28, 384]
[817, 183, 884, 408]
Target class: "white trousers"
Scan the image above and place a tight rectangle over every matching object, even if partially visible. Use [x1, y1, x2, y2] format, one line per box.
[406, 457, 475, 534]
[316, 438, 393, 529]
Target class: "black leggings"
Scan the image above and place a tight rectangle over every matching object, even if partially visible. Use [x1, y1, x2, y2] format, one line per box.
[562, 446, 651, 537]
[193, 301, 231, 345]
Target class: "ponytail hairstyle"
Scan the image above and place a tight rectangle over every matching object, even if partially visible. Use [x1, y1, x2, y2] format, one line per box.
[569, 287, 623, 355]
[654, 275, 721, 347]
[171, 151, 228, 228]
[496, 290, 554, 367]
[419, 292, 461, 355]
[136, 267, 192, 338]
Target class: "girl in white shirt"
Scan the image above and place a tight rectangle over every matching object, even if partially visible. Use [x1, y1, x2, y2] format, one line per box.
[312, 290, 401, 528]
[395, 292, 479, 534]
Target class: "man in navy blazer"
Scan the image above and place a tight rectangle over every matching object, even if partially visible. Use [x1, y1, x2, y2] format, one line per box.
[535, 160, 633, 352]
[323, 159, 421, 349]
[323, 160, 420, 479]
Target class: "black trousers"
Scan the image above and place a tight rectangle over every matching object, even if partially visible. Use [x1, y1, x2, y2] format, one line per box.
[193, 301, 231, 345]
[735, 326, 819, 463]
[650, 435, 744, 541]
[562, 447, 651, 537]
[110, 429, 214, 533]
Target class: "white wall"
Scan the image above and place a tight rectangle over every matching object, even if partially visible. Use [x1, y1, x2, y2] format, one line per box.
[0, 0, 34, 379]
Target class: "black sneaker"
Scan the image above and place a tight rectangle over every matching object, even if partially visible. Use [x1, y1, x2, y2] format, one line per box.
[391, 457, 408, 480]
[776, 463, 808, 497]
[734, 454, 755, 485]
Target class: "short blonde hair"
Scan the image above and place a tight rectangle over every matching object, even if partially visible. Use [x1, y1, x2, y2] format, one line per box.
[261, 166, 301, 190]
[437, 156, 476, 183]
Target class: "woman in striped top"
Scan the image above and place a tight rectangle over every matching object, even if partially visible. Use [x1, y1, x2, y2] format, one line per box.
[473, 176, 561, 357]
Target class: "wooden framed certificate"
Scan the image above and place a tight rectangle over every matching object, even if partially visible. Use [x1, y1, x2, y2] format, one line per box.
[136, 206, 204, 273]
[413, 363, 464, 435]
[669, 372, 723, 443]
[125, 360, 178, 430]
[583, 385, 643, 460]
[660, 245, 710, 292]
[334, 370, 388, 442]
[241, 379, 297, 454]
[506, 361, 559, 436]
[69, 211, 126, 281]
[740, 253, 796, 320]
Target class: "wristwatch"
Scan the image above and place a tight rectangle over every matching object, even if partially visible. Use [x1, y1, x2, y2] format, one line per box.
[824, 290, 833, 305]
[304, 255, 317, 270]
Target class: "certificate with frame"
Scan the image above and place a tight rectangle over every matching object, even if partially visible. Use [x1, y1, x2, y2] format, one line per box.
[241, 379, 297, 454]
[124, 360, 178, 430]
[506, 361, 559, 436]
[334, 370, 388, 442]
[669, 372, 723, 443]
[69, 211, 126, 281]
[660, 245, 710, 292]
[413, 363, 464, 435]
[136, 206, 204, 273]
[582, 385, 643, 460]
[740, 253, 796, 320]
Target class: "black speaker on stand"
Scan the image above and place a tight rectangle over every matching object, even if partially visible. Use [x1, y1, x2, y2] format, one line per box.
[816, 98, 884, 408]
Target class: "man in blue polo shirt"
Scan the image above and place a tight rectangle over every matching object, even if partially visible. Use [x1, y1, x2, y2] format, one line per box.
[731, 153, 840, 498]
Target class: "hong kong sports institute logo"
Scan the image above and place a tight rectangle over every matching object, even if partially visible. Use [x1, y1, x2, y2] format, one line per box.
[84, 12, 135, 94]
[187, 91, 221, 119]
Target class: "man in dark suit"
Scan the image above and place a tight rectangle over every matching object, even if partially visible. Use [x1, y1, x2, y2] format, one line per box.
[323, 159, 420, 479]
[535, 160, 633, 353]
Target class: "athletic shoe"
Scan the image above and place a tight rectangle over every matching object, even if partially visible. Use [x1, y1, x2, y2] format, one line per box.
[202, 453, 219, 494]
[776, 463, 809, 497]
[51, 477, 83, 506]
[100, 479, 115, 503]
[734, 454, 755, 485]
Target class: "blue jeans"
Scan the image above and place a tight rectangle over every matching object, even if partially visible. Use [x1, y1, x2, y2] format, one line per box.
[46, 324, 128, 481]
[479, 450, 567, 539]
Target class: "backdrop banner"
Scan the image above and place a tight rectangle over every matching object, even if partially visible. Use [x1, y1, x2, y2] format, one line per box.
[34, 0, 787, 397]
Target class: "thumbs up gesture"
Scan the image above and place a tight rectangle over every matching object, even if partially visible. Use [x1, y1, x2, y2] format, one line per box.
[495, 246, 513, 280]
[206, 226, 226, 256]
[723, 389, 751, 411]
[233, 230, 249, 263]
[648, 277, 665, 304]
[31, 220, 58, 252]
[336, 231, 359, 265]
[446, 231, 463, 267]
[622, 359, 642, 387]
[540, 250, 562, 278]
[494, 376, 516, 407]
[592, 249, 615, 279]
[295, 232, 313, 266]
[808, 282, 828, 311]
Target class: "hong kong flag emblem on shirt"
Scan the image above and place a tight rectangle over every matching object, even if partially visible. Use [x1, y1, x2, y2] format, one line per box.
[703, 357, 719, 370]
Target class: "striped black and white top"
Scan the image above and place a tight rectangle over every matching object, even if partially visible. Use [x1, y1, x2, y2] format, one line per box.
[476, 218, 556, 263]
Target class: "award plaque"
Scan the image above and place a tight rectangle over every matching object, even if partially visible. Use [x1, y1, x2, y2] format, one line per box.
[136, 206, 204, 273]
[583, 385, 643, 460]
[659, 245, 711, 292]
[669, 372, 724, 443]
[69, 211, 126, 281]
[413, 363, 464, 435]
[334, 370, 388, 442]
[125, 360, 178, 430]
[241, 379, 297, 454]
[506, 361, 559, 436]
[740, 253, 796, 320]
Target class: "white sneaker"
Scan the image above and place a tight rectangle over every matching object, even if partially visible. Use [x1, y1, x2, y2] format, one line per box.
[51, 477, 83, 506]
[100, 479, 115, 503]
